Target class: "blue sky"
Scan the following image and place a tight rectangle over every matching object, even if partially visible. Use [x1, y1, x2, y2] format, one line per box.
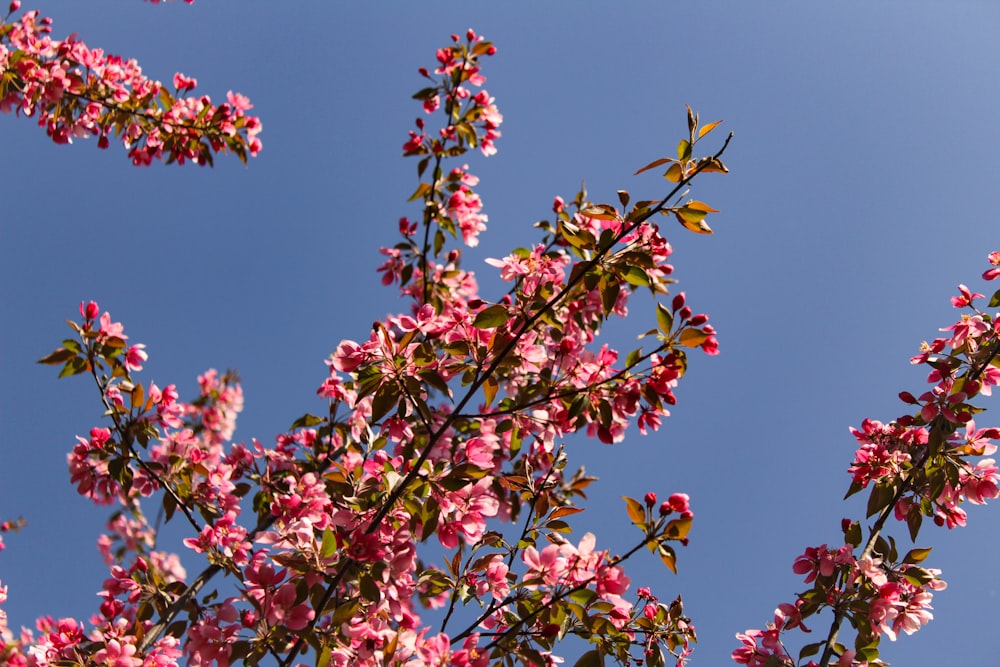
[2, 3, 999, 666]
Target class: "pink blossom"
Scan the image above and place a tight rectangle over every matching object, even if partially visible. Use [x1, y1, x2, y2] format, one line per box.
[262, 582, 314, 631]
[172, 72, 196, 91]
[123, 344, 147, 372]
[940, 314, 989, 350]
[950, 284, 984, 308]
[792, 544, 853, 583]
[522, 543, 565, 589]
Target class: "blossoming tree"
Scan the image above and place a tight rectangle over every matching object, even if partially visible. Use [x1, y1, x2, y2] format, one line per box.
[3, 4, 1000, 667]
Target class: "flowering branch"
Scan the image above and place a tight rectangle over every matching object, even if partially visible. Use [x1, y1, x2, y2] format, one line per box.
[15, 28, 733, 667]
[0, 5, 261, 165]
[733, 253, 1000, 667]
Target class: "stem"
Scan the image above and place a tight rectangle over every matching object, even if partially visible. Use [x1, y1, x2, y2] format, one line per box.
[419, 158, 443, 305]
[419, 51, 469, 305]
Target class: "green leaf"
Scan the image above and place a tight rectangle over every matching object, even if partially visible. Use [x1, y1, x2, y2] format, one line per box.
[664, 163, 683, 182]
[621, 265, 650, 288]
[845, 521, 862, 547]
[798, 642, 823, 660]
[906, 506, 923, 542]
[600, 278, 620, 316]
[622, 496, 645, 525]
[359, 573, 381, 602]
[698, 120, 723, 138]
[473, 304, 509, 329]
[678, 328, 708, 348]
[482, 376, 499, 408]
[417, 156, 431, 179]
[420, 369, 451, 397]
[989, 288, 1000, 308]
[58, 356, 89, 378]
[857, 646, 880, 662]
[162, 491, 177, 523]
[546, 520, 571, 533]
[320, 528, 338, 559]
[873, 535, 892, 561]
[290, 413, 324, 429]
[330, 599, 359, 627]
[634, 157, 673, 176]
[663, 517, 692, 540]
[579, 204, 619, 221]
[411, 87, 438, 101]
[866, 481, 893, 518]
[471, 40, 495, 57]
[130, 383, 145, 410]
[677, 139, 692, 162]
[674, 206, 713, 234]
[902, 566, 934, 586]
[370, 382, 400, 422]
[656, 303, 674, 334]
[573, 650, 603, 667]
[406, 183, 431, 201]
[37, 347, 77, 365]
[902, 547, 932, 564]
[658, 543, 677, 573]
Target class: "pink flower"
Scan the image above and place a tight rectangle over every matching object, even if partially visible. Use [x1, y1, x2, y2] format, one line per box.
[98, 311, 126, 341]
[522, 543, 565, 589]
[792, 544, 853, 583]
[263, 582, 314, 631]
[950, 284, 984, 308]
[422, 94, 440, 113]
[92, 638, 142, 667]
[940, 314, 989, 350]
[403, 130, 426, 154]
[172, 72, 197, 91]
[123, 344, 147, 372]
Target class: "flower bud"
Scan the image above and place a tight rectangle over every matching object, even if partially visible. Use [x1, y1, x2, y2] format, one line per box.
[644, 492, 657, 507]
[671, 292, 686, 312]
[80, 300, 100, 320]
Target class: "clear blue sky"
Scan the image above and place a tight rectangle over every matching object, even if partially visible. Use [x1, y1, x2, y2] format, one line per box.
[2, 3, 999, 666]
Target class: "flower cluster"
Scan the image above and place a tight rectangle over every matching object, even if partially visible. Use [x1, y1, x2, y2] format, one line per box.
[0, 7, 261, 165]
[732, 250, 1000, 666]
